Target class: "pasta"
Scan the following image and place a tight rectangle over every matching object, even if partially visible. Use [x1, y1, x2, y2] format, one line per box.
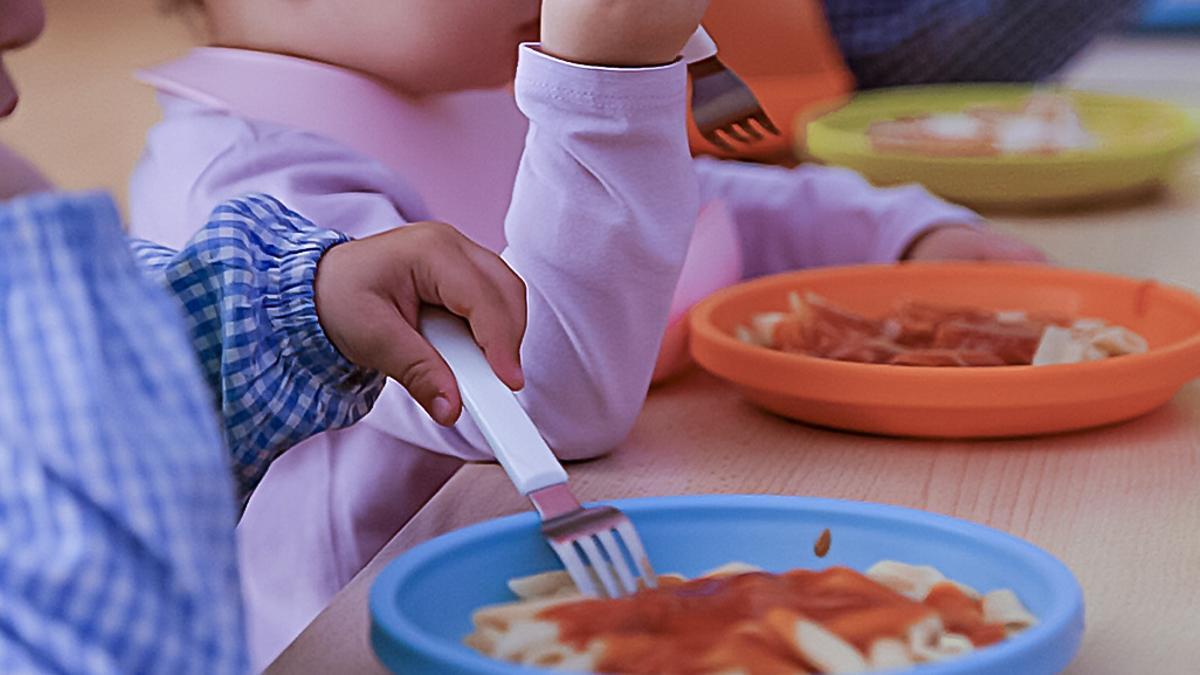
[737, 291, 1147, 368]
[866, 92, 1095, 157]
[464, 560, 1037, 674]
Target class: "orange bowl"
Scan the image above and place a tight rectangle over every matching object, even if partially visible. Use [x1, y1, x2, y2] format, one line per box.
[689, 264, 1200, 438]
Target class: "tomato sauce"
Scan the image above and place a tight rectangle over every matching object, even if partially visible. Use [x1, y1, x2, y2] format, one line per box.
[770, 295, 1070, 368]
[539, 567, 1008, 674]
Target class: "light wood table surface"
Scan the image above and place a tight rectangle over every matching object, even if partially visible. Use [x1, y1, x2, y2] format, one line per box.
[269, 38, 1200, 675]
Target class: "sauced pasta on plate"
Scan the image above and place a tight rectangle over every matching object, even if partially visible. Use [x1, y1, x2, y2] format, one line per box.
[866, 92, 1095, 158]
[465, 560, 1036, 674]
[737, 291, 1147, 368]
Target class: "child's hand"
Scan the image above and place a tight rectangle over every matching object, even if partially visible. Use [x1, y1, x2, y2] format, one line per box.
[541, 0, 710, 67]
[904, 226, 1048, 263]
[314, 222, 527, 426]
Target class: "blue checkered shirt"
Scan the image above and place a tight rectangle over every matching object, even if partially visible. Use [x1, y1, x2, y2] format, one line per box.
[823, 0, 1144, 88]
[0, 191, 384, 673]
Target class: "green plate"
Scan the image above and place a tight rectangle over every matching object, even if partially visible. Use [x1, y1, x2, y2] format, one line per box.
[805, 84, 1200, 208]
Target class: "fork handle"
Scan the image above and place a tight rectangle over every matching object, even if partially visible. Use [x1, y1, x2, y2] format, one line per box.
[681, 26, 718, 64]
[419, 307, 568, 495]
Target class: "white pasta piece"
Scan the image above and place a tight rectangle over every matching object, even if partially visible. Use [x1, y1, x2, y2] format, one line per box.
[752, 312, 787, 345]
[906, 614, 946, 662]
[1089, 325, 1148, 356]
[792, 619, 869, 674]
[463, 626, 502, 654]
[995, 310, 1028, 324]
[735, 325, 759, 346]
[702, 561, 764, 577]
[923, 113, 986, 140]
[867, 638, 913, 670]
[556, 649, 600, 672]
[1032, 326, 1089, 366]
[472, 595, 581, 632]
[931, 632, 975, 659]
[507, 570, 581, 601]
[521, 641, 595, 669]
[983, 589, 1038, 632]
[788, 291, 805, 313]
[1037, 320, 1148, 366]
[494, 619, 560, 662]
[866, 561, 946, 601]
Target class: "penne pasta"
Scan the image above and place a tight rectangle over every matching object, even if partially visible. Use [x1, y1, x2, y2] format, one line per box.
[466, 560, 1037, 674]
[983, 589, 1039, 633]
[865, 561, 946, 601]
[507, 570, 580, 601]
[703, 561, 765, 577]
[739, 292, 1147, 369]
[867, 638, 912, 670]
[791, 617, 869, 674]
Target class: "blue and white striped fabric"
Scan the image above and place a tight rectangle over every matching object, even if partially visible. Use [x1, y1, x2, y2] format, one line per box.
[0, 191, 382, 673]
[823, 0, 1144, 88]
[132, 194, 384, 500]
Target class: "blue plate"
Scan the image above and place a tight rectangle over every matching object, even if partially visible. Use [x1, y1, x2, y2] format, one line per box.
[371, 495, 1084, 674]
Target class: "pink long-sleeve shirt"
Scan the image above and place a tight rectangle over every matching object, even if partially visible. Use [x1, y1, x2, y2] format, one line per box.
[129, 44, 977, 668]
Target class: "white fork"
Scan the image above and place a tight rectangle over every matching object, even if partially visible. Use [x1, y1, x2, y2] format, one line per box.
[419, 307, 657, 598]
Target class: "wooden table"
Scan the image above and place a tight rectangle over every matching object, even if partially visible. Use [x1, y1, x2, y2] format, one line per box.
[269, 38, 1200, 674]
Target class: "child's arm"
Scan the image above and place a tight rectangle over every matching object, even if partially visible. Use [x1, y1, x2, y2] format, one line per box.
[371, 37, 704, 462]
[132, 194, 525, 499]
[692, 156, 985, 278]
[495, 44, 700, 458]
[131, 5, 705, 463]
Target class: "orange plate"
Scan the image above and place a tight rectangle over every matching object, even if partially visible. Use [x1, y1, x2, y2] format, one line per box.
[689, 264, 1200, 438]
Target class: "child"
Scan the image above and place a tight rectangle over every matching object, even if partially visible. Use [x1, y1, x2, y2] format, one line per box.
[134, 0, 1044, 666]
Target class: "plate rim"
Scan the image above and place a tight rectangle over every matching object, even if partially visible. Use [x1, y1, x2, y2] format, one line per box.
[805, 83, 1200, 168]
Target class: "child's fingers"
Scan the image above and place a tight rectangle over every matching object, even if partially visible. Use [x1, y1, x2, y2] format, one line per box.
[419, 241, 527, 391]
[370, 311, 464, 426]
[986, 238, 1049, 263]
[441, 275, 526, 391]
[463, 245, 528, 388]
[464, 300, 527, 392]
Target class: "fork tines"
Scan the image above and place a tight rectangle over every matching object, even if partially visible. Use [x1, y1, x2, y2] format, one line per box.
[689, 56, 780, 151]
[540, 505, 657, 599]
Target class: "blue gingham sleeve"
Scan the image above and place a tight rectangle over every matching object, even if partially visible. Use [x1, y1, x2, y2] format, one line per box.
[0, 191, 247, 673]
[130, 194, 385, 500]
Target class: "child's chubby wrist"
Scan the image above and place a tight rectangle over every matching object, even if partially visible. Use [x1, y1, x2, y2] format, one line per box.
[270, 233, 369, 382]
[525, 43, 682, 72]
[538, 0, 708, 67]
